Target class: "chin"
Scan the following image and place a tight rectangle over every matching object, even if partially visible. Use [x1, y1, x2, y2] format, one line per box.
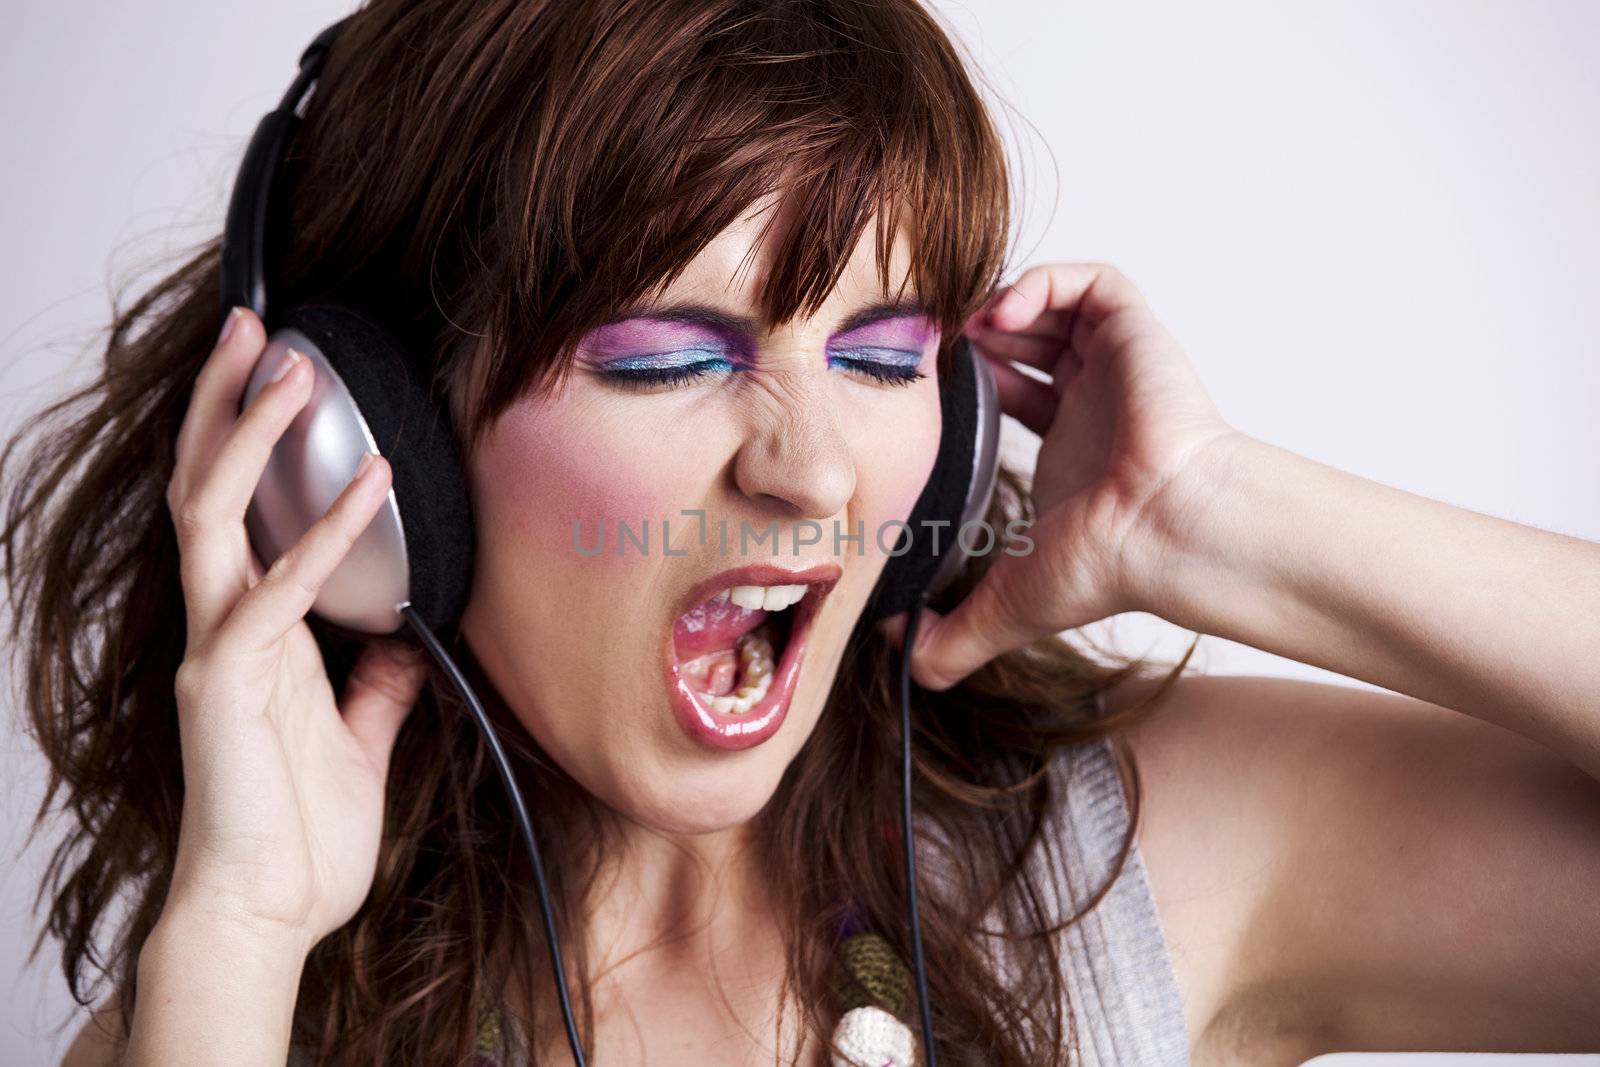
[601, 740, 797, 836]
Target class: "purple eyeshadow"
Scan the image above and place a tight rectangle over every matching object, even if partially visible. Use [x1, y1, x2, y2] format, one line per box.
[578, 309, 939, 384]
[828, 313, 938, 353]
[581, 318, 745, 359]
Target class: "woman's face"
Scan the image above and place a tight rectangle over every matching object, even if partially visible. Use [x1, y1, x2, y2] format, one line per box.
[460, 199, 943, 835]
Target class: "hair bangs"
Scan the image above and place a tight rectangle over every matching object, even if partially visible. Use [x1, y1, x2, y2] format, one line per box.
[455, 0, 1010, 448]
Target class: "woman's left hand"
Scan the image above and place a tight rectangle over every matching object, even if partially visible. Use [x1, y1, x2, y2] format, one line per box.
[881, 261, 1242, 690]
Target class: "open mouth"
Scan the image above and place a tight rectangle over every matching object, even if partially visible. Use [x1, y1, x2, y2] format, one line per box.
[665, 565, 840, 751]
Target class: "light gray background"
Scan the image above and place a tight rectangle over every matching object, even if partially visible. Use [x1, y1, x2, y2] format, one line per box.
[3, 1, 1597, 1064]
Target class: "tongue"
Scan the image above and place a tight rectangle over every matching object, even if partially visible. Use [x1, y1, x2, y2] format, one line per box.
[678, 649, 740, 696]
[673, 594, 769, 658]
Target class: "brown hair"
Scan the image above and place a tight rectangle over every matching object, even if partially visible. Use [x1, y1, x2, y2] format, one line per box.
[2, 1, 1191, 1062]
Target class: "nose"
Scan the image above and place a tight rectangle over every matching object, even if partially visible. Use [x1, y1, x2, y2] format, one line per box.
[732, 383, 856, 521]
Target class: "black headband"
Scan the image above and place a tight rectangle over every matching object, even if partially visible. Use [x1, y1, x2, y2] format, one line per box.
[220, 17, 351, 318]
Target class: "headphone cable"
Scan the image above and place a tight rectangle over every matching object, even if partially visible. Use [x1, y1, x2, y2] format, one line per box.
[399, 604, 589, 1066]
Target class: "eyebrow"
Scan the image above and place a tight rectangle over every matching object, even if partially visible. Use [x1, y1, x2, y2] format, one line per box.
[599, 297, 934, 337]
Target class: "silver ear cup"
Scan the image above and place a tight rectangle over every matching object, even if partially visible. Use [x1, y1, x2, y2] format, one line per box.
[240, 328, 412, 634]
[925, 347, 1002, 596]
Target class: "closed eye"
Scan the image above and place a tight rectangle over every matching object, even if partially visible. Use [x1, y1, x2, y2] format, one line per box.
[827, 346, 927, 388]
[596, 346, 927, 390]
[597, 348, 738, 390]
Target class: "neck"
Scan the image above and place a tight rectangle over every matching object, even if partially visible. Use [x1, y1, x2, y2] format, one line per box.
[520, 814, 806, 1062]
[584, 814, 781, 976]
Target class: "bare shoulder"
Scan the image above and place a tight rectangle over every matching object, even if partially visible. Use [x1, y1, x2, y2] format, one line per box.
[61, 1001, 125, 1067]
[1104, 672, 1419, 1061]
[1104, 670, 1600, 1063]
[1101, 671, 1300, 1060]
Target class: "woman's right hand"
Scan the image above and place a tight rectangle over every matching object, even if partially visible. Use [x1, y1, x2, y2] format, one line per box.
[161, 306, 429, 951]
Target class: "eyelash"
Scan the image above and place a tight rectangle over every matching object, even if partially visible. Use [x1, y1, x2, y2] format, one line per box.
[603, 362, 726, 389]
[827, 348, 927, 387]
[600, 352, 926, 390]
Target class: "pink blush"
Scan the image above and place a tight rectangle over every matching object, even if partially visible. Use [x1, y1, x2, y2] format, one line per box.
[474, 403, 680, 561]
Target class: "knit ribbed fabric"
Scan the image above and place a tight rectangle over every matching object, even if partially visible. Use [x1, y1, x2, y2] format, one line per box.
[1038, 734, 1193, 1066]
[287, 735, 1192, 1065]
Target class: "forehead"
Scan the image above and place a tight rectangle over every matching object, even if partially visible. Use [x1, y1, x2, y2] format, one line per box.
[642, 189, 917, 319]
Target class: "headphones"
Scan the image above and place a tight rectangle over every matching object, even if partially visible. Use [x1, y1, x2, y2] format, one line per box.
[224, 17, 998, 1065]
[227, 18, 1000, 642]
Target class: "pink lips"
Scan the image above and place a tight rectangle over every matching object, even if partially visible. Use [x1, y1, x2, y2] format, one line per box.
[664, 562, 841, 751]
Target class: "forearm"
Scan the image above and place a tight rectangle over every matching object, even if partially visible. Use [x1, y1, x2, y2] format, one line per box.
[1136, 431, 1600, 779]
[125, 899, 311, 1066]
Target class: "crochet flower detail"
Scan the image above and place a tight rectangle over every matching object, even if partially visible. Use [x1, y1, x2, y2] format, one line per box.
[831, 1004, 916, 1067]
[829, 916, 920, 1067]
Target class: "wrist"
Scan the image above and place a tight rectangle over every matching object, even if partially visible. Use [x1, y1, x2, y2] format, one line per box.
[165, 835, 325, 951]
[126, 899, 311, 1066]
[145, 893, 316, 976]
[1120, 428, 1278, 631]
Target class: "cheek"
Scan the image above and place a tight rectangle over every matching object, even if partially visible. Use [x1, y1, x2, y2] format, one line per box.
[473, 402, 690, 561]
[852, 390, 942, 545]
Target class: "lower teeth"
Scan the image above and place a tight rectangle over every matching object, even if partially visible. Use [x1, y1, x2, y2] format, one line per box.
[703, 627, 774, 715]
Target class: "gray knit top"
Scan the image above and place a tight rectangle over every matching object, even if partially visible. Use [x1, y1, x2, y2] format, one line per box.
[1032, 733, 1193, 1065]
[288, 735, 1192, 1065]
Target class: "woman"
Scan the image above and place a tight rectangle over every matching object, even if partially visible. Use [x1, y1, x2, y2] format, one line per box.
[7, 0, 1598, 1064]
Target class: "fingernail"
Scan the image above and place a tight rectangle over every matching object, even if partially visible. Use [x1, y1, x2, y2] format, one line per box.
[269, 348, 303, 383]
[356, 452, 377, 478]
[216, 307, 241, 347]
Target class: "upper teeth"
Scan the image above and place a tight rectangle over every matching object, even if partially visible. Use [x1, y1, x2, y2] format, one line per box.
[722, 584, 808, 611]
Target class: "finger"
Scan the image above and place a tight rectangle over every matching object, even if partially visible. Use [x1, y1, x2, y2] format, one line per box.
[174, 347, 315, 640]
[978, 263, 1151, 366]
[982, 352, 1057, 436]
[899, 557, 1046, 691]
[966, 324, 1082, 382]
[995, 262, 1147, 330]
[214, 454, 392, 656]
[341, 638, 428, 777]
[171, 308, 268, 502]
[966, 306, 1075, 347]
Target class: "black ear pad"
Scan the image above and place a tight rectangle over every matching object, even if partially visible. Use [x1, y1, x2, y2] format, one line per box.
[864, 336, 994, 622]
[277, 304, 475, 636]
